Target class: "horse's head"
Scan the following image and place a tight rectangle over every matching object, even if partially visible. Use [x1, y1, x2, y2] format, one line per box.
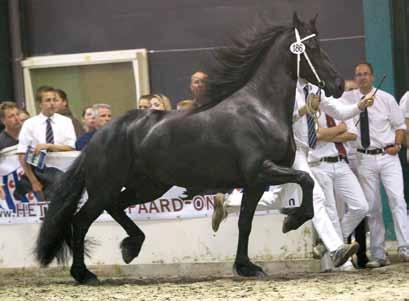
[291, 13, 344, 98]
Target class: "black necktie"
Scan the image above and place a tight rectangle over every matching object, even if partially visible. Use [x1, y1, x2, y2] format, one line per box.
[46, 118, 54, 144]
[304, 86, 317, 148]
[359, 96, 370, 149]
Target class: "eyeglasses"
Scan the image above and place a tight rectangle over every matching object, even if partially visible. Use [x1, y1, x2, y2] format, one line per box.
[355, 72, 372, 77]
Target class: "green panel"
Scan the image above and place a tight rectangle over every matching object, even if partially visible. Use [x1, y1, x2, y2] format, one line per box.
[363, 0, 396, 240]
[0, 0, 13, 100]
[30, 62, 137, 118]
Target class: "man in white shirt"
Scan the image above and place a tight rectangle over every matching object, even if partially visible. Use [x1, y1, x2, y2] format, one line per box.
[343, 63, 409, 266]
[212, 80, 373, 269]
[308, 105, 368, 247]
[17, 86, 76, 193]
[399, 91, 409, 149]
[398, 91, 409, 217]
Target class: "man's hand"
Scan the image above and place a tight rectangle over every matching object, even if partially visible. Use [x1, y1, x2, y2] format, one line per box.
[34, 144, 50, 155]
[309, 94, 320, 112]
[358, 96, 375, 110]
[337, 122, 347, 133]
[345, 80, 358, 91]
[385, 145, 401, 156]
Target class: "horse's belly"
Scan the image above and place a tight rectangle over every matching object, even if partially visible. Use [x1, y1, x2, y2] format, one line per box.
[148, 154, 242, 188]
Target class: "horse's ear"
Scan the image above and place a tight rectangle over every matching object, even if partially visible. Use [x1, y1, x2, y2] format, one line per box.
[292, 12, 302, 28]
[310, 14, 319, 30]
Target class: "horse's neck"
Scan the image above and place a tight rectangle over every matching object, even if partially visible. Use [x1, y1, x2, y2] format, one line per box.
[249, 49, 297, 124]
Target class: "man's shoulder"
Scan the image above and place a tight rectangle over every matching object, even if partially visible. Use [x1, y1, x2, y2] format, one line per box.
[377, 89, 396, 102]
[0, 131, 18, 150]
[54, 113, 74, 123]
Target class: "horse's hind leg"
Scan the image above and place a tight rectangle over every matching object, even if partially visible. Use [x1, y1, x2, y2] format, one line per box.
[106, 203, 145, 264]
[107, 185, 171, 264]
[70, 199, 105, 285]
[258, 160, 314, 233]
[234, 186, 266, 277]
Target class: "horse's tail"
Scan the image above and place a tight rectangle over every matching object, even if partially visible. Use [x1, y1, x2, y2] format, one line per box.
[35, 152, 87, 266]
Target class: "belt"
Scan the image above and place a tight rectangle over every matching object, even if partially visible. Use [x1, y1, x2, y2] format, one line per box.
[320, 155, 349, 163]
[357, 145, 395, 155]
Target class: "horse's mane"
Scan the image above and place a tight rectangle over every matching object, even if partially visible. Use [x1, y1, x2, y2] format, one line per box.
[192, 20, 289, 113]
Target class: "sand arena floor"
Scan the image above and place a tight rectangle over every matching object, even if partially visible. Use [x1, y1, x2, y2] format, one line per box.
[0, 262, 408, 301]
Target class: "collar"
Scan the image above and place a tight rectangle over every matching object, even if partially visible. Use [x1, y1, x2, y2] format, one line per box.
[357, 87, 375, 99]
[39, 112, 56, 123]
[297, 79, 309, 93]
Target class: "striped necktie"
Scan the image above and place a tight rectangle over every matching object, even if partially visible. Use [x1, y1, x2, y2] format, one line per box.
[46, 118, 54, 144]
[304, 86, 317, 148]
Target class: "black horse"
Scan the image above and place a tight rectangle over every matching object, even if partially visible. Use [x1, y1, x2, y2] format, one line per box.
[35, 14, 344, 284]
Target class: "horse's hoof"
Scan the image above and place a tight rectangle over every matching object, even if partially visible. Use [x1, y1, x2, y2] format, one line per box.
[120, 235, 145, 264]
[233, 262, 267, 278]
[71, 268, 100, 285]
[82, 275, 101, 286]
[282, 214, 307, 233]
[254, 270, 267, 278]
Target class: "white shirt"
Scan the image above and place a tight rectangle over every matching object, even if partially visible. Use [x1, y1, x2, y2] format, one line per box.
[293, 81, 362, 150]
[342, 88, 406, 149]
[399, 91, 409, 118]
[308, 113, 358, 163]
[17, 113, 76, 153]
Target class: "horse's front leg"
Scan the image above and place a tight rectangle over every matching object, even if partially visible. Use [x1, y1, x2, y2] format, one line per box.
[234, 186, 266, 277]
[258, 160, 314, 233]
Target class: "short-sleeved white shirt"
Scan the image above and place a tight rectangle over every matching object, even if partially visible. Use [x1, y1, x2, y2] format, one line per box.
[17, 112, 76, 153]
[293, 81, 361, 150]
[308, 112, 357, 163]
[342, 88, 406, 149]
[399, 91, 409, 118]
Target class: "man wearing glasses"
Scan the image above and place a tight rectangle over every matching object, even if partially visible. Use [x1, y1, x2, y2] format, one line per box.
[342, 62, 409, 267]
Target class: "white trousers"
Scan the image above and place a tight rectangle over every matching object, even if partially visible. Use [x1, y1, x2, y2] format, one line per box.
[292, 149, 344, 252]
[310, 160, 368, 242]
[356, 152, 409, 259]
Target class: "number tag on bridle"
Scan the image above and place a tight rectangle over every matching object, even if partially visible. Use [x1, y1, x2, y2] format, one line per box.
[290, 42, 305, 55]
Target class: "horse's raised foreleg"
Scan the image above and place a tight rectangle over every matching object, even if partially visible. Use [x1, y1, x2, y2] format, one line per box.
[70, 200, 105, 285]
[234, 186, 266, 277]
[258, 160, 314, 233]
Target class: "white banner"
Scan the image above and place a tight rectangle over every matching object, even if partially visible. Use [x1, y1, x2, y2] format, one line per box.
[0, 149, 301, 224]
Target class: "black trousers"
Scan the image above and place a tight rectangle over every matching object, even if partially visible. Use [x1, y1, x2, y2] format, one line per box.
[348, 217, 368, 267]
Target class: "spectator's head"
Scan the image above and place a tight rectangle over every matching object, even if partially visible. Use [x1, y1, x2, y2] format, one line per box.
[92, 103, 112, 128]
[150, 94, 172, 111]
[138, 94, 152, 110]
[0, 101, 22, 133]
[81, 106, 96, 131]
[54, 89, 69, 113]
[354, 63, 374, 93]
[190, 71, 208, 100]
[177, 99, 196, 111]
[35, 86, 56, 117]
[18, 108, 30, 123]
